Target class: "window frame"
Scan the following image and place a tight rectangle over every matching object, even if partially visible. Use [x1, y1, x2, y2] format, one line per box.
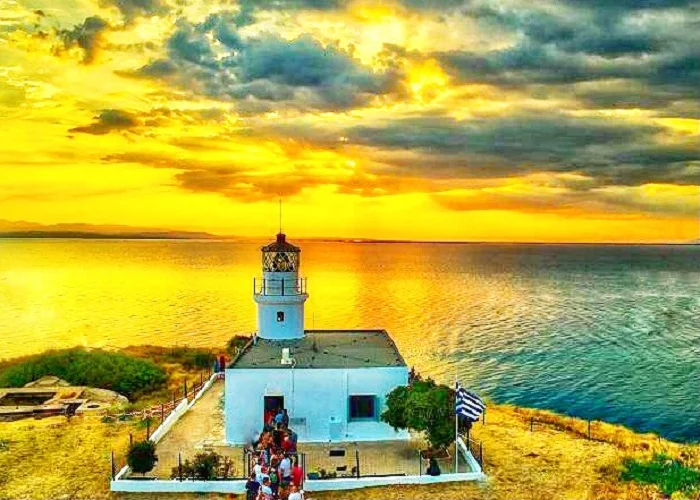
[348, 394, 378, 422]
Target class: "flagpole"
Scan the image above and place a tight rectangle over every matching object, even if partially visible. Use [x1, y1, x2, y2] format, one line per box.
[454, 380, 458, 473]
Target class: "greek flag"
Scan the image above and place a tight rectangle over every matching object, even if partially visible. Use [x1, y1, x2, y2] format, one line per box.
[455, 383, 485, 422]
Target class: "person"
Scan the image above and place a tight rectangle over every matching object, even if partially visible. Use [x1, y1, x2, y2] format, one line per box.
[268, 466, 279, 497]
[281, 408, 290, 428]
[427, 457, 441, 476]
[288, 484, 304, 500]
[274, 408, 285, 426]
[282, 435, 295, 454]
[258, 477, 273, 500]
[288, 428, 298, 445]
[253, 457, 265, 483]
[273, 424, 284, 448]
[291, 458, 303, 488]
[279, 454, 292, 483]
[277, 480, 290, 500]
[245, 473, 260, 500]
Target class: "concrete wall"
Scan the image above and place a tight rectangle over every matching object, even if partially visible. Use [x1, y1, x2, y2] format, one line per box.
[255, 294, 306, 340]
[224, 367, 409, 444]
[254, 270, 307, 340]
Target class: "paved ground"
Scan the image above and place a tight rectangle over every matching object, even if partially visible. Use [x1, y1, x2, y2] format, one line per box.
[147, 379, 472, 479]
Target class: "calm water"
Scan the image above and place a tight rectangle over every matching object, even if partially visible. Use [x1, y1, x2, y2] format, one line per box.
[1, 239, 698, 441]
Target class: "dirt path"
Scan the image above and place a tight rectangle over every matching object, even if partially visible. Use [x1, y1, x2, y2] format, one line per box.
[150, 378, 238, 477]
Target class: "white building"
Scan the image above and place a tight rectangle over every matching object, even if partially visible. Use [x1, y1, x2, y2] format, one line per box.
[224, 233, 409, 444]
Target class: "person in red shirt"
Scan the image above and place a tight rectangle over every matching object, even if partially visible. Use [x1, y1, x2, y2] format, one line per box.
[291, 458, 303, 488]
[281, 435, 295, 453]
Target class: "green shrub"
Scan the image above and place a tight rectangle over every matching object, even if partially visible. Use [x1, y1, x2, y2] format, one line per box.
[127, 441, 158, 476]
[170, 451, 233, 480]
[226, 335, 250, 357]
[621, 454, 700, 495]
[381, 379, 455, 450]
[0, 348, 166, 399]
[122, 346, 216, 370]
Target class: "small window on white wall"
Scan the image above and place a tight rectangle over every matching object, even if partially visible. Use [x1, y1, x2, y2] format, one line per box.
[349, 395, 376, 420]
[277, 311, 285, 322]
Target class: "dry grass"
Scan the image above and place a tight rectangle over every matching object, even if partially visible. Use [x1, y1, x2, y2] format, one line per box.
[0, 402, 695, 500]
[0, 415, 134, 500]
[1, 346, 695, 500]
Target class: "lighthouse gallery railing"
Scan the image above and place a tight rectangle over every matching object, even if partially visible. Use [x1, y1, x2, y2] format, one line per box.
[253, 277, 307, 296]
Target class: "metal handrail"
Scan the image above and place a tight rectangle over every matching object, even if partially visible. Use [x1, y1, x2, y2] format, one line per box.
[253, 277, 307, 296]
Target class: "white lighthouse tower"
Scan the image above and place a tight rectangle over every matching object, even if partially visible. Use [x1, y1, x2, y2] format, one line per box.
[253, 233, 308, 340]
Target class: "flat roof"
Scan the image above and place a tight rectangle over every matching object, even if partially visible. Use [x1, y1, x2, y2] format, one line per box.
[230, 330, 406, 369]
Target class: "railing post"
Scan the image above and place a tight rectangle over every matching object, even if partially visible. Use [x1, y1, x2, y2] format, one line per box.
[530, 417, 534, 432]
[184, 380, 188, 400]
[482, 408, 486, 425]
[111, 450, 116, 480]
[146, 418, 151, 441]
[253, 277, 256, 295]
[588, 420, 591, 440]
[479, 442, 483, 469]
[129, 433, 133, 447]
[178, 452, 183, 481]
[355, 449, 360, 478]
[161, 404, 164, 424]
[200, 371, 203, 387]
[281, 278, 285, 296]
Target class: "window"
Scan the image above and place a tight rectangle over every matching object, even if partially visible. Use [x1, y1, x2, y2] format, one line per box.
[349, 395, 376, 420]
[277, 311, 285, 322]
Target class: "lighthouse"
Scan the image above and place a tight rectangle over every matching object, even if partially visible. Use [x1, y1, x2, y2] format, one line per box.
[253, 233, 308, 340]
[225, 234, 409, 444]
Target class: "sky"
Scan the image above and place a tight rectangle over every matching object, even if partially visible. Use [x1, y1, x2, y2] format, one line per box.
[0, 0, 698, 242]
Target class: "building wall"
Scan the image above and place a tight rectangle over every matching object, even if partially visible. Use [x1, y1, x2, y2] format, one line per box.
[224, 366, 409, 444]
[254, 270, 307, 340]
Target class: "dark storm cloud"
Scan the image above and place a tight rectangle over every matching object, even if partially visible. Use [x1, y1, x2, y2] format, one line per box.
[56, 16, 109, 64]
[130, 15, 404, 112]
[98, 0, 168, 22]
[269, 113, 699, 186]
[463, 5, 666, 58]
[69, 109, 139, 135]
[436, 1, 700, 114]
[561, 0, 697, 10]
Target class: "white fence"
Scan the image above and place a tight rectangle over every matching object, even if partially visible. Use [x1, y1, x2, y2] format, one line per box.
[111, 433, 486, 493]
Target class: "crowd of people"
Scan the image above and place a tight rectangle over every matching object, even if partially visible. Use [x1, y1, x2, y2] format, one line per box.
[245, 407, 307, 500]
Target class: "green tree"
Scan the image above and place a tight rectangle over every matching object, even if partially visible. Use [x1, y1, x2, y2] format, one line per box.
[381, 379, 455, 450]
[127, 440, 158, 476]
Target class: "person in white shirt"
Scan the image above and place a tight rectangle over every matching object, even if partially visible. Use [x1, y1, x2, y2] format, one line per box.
[279, 455, 292, 481]
[288, 484, 304, 500]
[258, 477, 273, 499]
[253, 459, 265, 484]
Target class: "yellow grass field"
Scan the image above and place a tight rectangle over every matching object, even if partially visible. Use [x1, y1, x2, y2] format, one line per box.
[1, 402, 696, 500]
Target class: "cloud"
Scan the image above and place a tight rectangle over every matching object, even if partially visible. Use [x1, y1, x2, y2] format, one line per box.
[463, 4, 666, 58]
[266, 113, 699, 187]
[130, 16, 405, 112]
[69, 109, 139, 135]
[55, 16, 109, 64]
[432, 181, 699, 217]
[98, 0, 168, 22]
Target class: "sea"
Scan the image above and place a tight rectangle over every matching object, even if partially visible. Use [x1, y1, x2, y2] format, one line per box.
[0, 239, 698, 441]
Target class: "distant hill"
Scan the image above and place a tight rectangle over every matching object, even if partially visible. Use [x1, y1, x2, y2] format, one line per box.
[0, 220, 228, 240]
